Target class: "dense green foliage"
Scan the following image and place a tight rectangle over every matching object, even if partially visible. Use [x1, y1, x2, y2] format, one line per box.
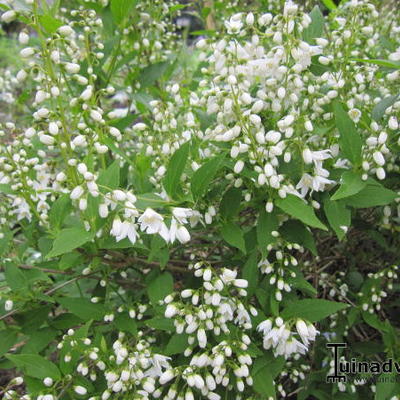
[0, 0, 399, 399]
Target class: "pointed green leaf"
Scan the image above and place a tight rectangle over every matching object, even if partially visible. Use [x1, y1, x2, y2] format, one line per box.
[97, 160, 120, 193]
[324, 198, 351, 240]
[333, 102, 362, 165]
[191, 155, 226, 200]
[321, 0, 337, 10]
[164, 142, 190, 198]
[221, 222, 246, 253]
[280, 220, 318, 255]
[47, 227, 94, 258]
[164, 334, 189, 355]
[276, 195, 327, 230]
[57, 297, 105, 321]
[331, 171, 366, 200]
[0, 329, 18, 357]
[147, 272, 174, 305]
[372, 94, 399, 121]
[220, 187, 242, 220]
[242, 252, 259, 296]
[303, 6, 324, 43]
[110, 0, 137, 25]
[257, 209, 279, 248]
[282, 299, 349, 322]
[345, 181, 397, 208]
[49, 194, 72, 230]
[6, 354, 61, 380]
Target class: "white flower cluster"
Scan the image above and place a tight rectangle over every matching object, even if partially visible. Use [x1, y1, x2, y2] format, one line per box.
[258, 233, 304, 301]
[257, 317, 319, 359]
[164, 262, 254, 344]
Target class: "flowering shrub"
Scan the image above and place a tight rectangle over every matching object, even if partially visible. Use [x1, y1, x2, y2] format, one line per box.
[0, 0, 399, 399]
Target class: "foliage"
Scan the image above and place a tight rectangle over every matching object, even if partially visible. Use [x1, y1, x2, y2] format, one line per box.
[0, 0, 399, 399]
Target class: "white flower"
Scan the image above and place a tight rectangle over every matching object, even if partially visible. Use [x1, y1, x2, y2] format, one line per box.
[110, 218, 137, 244]
[172, 207, 194, 225]
[296, 319, 309, 339]
[225, 15, 243, 34]
[233, 279, 248, 288]
[90, 110, 103, 122]
[65, 62, 80, 74]
[165, 304, 178, 318]
[70, 186, 84, 200]
[39, 134, 55, 146]
[296, 172, 334, 197]
[4, 300, 13, 311]
[138, 208, 169, 241]
[1, 10, 17, 23]
[373, 151, 385, 166]
[159, 369, 175, 384]
[74, 386, 87, 395]
[43, 377, 53, 387]
[197, 328, 207, 348]
[58, 25, 74, 36]
[257, 319, 272, 335]
[99, 203, 109, 218]
[48, 122, 59, 135]
[348, 108, 362, 123]
[80, 86, 93, 101]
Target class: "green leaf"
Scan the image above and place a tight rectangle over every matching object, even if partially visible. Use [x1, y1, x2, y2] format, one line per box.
[281, 299, 348, 322]
[38, 14, 63, 34]
[164, 334, 189, 355]
[252, 353, 285, 379]
[333, 102, 362, 165]
[145, 317, 174, 331]
[49, 194, 72, 230]
[0, 329, 18, 357]
[372, 94, 400, 121]
[324, 198, 351, 240]
[242, 252, 258, 296]
[57, 297, 105, 321]
[303, 6, 324, 43]
[321, 0, 337, 10]
[0, 230, 12, 257]
[220, 187, 242, 220]
[47, 227, 94, 258]
[109, 113, 136, 131]
[0, 183, 16, 195]
[375, 373, 397, 400]
[252, 359, 276, 398]
[191, 155, 226, 200]
[138, 61, 170, 88]
[257, 209, 279, 248]
[6, 354, 61, 380]
[287, 273, 317, 297]
[163, 142, 190, 199]
[280, 220, 318, 255]
[353, 58, 400, 69]
[97, 160, 120, 193]
[110, 0, 137, 25]
[147, 272, 174, 305]
[221, 222, 246, 253]
[331, 171, 366, 200]
[50, 313, 83, 330]
[114, 312, 137, 336]
[345, 181, 397, 208]
[58, 252, 83, 271]
[100, 136, 134, 167]
[135, 193, 168, 210]
[4, 263, 28, 291]
[276, 195, 327, 230]
[362, 312, 388, 332]
[23, 328, 58, 354]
